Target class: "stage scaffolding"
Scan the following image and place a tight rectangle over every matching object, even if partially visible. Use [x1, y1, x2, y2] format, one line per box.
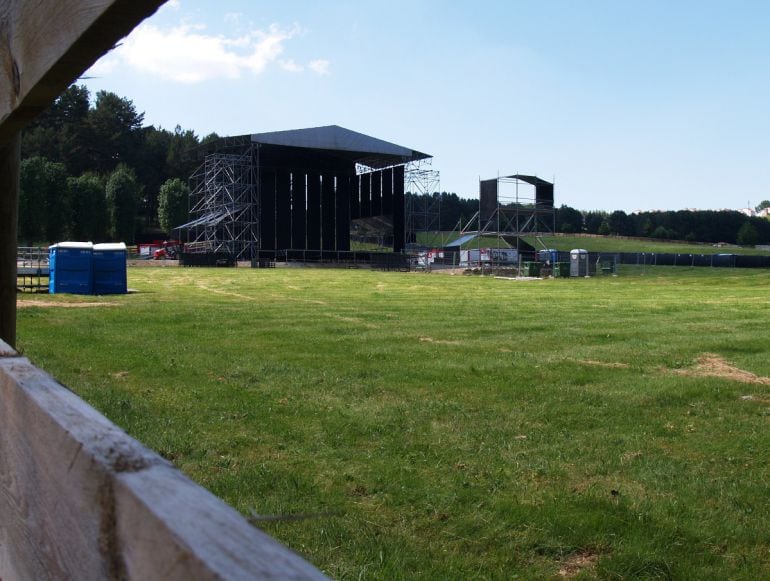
[460, 174, 555, 250]
[182, 145, 259, 260]
[480, 175, 554, 235]
[405, 159, 441, 249]
[178, 126, 431, 259]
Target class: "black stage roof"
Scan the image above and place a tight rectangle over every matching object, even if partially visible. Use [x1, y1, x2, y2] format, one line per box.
[201, 125, 430, 170]
[503, 174, 553, 187]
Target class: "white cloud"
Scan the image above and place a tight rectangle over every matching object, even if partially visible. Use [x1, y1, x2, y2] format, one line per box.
[242, 25, 298, 75]
[308, 59, 330, 76]
[87, 18, 327, 84]
[280, 59, 304, 73]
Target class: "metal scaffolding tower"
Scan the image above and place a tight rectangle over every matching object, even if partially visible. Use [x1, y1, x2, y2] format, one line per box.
[185, 145, 258, 260]
[405, 159, 441, 249]
[479, 175, 555, 236]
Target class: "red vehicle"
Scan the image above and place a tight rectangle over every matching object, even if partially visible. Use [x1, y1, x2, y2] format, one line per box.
[153, 241, 182, 260]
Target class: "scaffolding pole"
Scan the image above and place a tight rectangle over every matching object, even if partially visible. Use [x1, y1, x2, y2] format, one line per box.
[405, 159, 441, 249]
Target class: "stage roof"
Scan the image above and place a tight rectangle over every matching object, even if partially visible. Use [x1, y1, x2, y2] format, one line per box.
[503, 174, 553, 187]
[197, 125, 428, 169]
[248, 125, 430, 169]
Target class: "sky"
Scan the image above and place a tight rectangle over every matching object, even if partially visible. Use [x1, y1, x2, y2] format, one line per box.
[82, 0, 770, 212]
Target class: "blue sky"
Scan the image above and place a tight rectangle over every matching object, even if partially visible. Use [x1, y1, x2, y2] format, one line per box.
[83, 0, 770, 212]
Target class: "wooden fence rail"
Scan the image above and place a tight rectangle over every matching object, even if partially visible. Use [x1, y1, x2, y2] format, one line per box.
[0, 339, 326, 579]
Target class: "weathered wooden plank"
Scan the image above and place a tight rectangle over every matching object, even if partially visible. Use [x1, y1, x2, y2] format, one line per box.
[0, 0, 165, 145]
[0, 341, 327, 579]
[0, 134, 18, 347]
[116, 467, 326, 580]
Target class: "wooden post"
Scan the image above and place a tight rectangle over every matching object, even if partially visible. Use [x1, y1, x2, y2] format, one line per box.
[0, 133, 19, 347]
[1, 0, 168, 344]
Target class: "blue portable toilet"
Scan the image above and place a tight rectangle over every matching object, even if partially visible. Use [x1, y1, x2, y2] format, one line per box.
[49, 242, 94, 294]
[93, 243, 128, 294]
[538, 249, 559, 264]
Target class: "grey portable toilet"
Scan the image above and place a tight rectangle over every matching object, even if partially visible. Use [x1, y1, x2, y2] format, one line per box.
[570, 249, 589, 277]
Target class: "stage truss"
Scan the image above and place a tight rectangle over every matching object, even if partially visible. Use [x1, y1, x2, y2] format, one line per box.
[461, 174, 555, 250]
[481, 175, 554, 235]
[405, 159, 442, 249]
[184, 144, 259, 260]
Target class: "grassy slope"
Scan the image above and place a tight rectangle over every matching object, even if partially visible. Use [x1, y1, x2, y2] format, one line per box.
[417, 231, 770, 255]
[16, 267, 770, 579]
[527, 235, 770, 255]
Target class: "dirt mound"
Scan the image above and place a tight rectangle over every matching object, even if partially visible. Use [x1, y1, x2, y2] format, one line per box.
[675, 353, 770, 386]
[558, 550, 599, 577]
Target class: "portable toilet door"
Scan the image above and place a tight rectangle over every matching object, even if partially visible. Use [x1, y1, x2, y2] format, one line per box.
[49, 242, 94, 294]
[93, 243, 128, 294]
[570, 248, 589, 277]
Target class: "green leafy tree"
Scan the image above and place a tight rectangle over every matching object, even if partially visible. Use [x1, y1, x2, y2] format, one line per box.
[584, 211, 606, 234]
[157, 178, 190, 233]
[555, 205, 583, 233]
[135, 126, 173, 223]
[56, 85, 93, 176]
[88, 91, 144, 173]
[166, 125, 200, 181]
[19, 156, 69, 244]
[22, 85, 91, 175]
[651, 225, 670, 239]
[755, 200, 770, 212]
[637, 217, 653, 237]
[608, 210, 634, 236]
[106, 164, 140, 243]
[21, 84, 213, 239]
[736, 222, 759, 246]
[597, 220, 611, 235]
[67, 173, 108, 241]
[201, 132, 220, 145]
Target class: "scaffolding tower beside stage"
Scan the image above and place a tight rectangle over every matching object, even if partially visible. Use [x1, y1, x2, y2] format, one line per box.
[184, 145, 259, 261]
[405, 159, 441, 249]
[479, 174, 554, 236]
[455, 174, 555, 252]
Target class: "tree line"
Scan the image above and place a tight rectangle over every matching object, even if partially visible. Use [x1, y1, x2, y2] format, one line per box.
[405, 192, 479, 231]
[19, 85, 203, 244]
[555, 205, 770, 246]
[405, 192, 770, 246]
[21, 84, 769, 247]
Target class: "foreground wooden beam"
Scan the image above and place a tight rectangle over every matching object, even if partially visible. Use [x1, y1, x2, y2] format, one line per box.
[0, 0, 167, 142]
[0, 339, 327, 579]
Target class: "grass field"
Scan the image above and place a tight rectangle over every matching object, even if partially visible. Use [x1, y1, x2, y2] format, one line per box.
[16, 267, 770, 579]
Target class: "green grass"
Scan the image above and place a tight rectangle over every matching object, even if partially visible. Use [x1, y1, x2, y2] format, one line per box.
[16, 267, 770, 579]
